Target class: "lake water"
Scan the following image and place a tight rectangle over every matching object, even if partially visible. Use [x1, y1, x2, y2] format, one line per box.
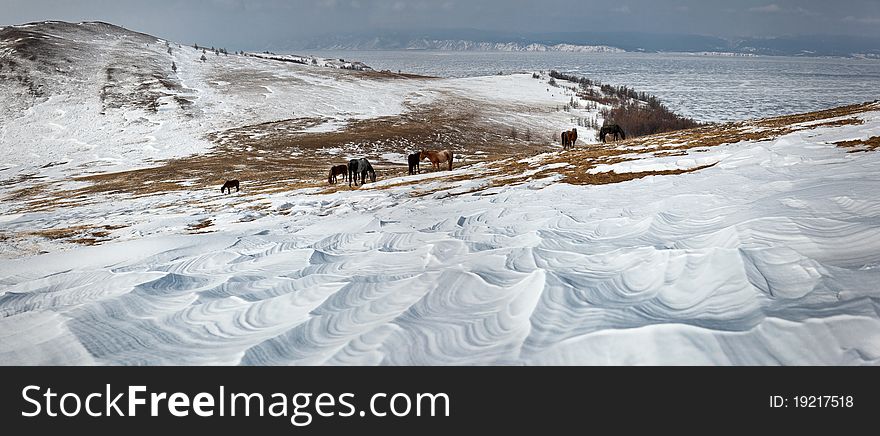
[309, 50, 880, 123]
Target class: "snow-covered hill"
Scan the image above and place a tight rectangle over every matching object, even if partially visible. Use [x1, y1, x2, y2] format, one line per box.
[2, 22, 879, 366]
[0, 21, 434, 172]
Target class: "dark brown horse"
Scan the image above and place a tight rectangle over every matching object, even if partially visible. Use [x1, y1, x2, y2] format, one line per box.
[328, 164, 348, 184]
[421, 150, 453, 171]
[561, 128, 578, 149]
[408, 152, 421, 175]
[599, 124, 626, 143]
[221, 179, 240, 194]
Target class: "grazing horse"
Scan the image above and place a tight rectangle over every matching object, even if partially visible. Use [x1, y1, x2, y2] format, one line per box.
[348, 158, 376, 187]
[408, 152, 421, 175]
[328, 164, 348, 184]
[221, 179, 240, 194]
[599, 124, 626, 143]
[420, 150, 453, 171]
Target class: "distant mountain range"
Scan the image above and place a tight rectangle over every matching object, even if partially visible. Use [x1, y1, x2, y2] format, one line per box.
[294, 37, 624, 53]
[284, 29, 880, 58]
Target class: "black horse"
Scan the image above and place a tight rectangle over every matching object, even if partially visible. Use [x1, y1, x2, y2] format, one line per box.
[220, 179, 240, 194]
[348, 158, 377, 187]
[599, 124, 626, 143]
[408, 152, 421, 175]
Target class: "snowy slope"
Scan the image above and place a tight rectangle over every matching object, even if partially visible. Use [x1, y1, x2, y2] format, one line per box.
[2, 22, 879, 366]
[2, 105, 880, 365]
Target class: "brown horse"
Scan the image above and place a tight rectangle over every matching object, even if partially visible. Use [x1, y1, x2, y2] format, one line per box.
[561, 128, 578, 149]
[421, 150, 453, 171]
[328, 164, 348, 184]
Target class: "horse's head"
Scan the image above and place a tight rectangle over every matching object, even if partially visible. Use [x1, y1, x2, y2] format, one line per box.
[419, 151, 426, 161]
[370, 170, 376, 183]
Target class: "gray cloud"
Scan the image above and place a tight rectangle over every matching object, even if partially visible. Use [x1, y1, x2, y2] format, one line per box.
[2, 0, 879, 49]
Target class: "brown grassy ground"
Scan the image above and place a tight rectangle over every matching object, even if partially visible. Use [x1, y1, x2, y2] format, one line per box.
[4, 96, 551, 211]
[5, 101, 878, 214]
[28, 224, 127, 246]
[462, 102, 878, 188]
[835, 136, 880, 153]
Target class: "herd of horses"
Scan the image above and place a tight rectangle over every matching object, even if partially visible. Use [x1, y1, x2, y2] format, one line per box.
[325, 150, 454, 188]
[222, 125, 627, 193]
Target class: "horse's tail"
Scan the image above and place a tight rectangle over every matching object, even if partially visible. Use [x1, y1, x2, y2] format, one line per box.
[448, 153, 453, 171]
[328, 168, 334, 184]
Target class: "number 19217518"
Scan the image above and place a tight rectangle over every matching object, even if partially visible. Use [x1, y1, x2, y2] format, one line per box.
[770, 395, 853, 408]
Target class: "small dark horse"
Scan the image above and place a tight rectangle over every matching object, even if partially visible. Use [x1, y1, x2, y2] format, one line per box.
[221, 179, 240, 194]
[328, 164, 348, 184]
[599, 124, 626, 143]
[348, 158, 377, 187]
[408, 152, 421, 175]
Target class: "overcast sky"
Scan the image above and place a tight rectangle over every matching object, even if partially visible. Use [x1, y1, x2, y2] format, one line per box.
[3, 0, 880, 49]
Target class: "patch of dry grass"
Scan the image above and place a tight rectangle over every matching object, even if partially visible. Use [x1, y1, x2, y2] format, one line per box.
[28, 224, 126, 245]
[835, 136, 880, 153]
[186, 219, 214, 234]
